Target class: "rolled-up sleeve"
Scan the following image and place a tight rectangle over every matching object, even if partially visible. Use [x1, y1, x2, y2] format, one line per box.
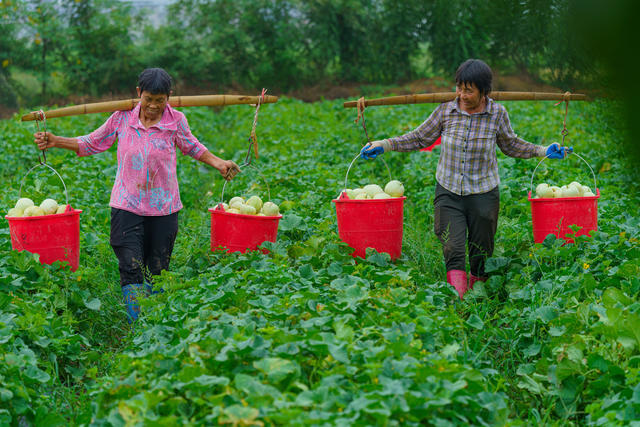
[174, 117, 208, 160]
[77, 112, 123, 157]
[496, 109, 546, 158]
[388, 103, 444, 152]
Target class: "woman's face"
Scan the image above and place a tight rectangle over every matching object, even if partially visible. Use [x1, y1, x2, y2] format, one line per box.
[456, 82, 484, 114]
[136, 88, 169, 121]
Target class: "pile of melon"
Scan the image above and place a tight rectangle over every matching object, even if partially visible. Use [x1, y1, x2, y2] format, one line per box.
[6, 197, 69, 217]
[342, 180, 405, 199]
[216, 195, 280, 216]
[534, 181, 596, 198]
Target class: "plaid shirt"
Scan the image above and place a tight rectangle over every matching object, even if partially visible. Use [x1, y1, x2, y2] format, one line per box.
[387, 97, 546, 195]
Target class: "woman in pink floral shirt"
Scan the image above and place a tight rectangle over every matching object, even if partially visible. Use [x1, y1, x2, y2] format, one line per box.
[34, 68, 240, 322]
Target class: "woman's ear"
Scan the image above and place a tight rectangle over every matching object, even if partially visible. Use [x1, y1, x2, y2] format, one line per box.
[136, 87, 141, 98]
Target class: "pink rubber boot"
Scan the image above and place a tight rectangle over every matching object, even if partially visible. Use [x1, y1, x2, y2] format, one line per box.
[447, 270, 468, 300]
[468, 275, 488, 290]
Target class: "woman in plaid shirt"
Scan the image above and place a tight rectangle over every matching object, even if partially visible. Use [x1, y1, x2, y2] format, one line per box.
[361, 59, 570, 300]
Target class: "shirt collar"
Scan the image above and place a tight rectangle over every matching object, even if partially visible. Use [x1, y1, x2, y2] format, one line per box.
[449, 96, 497, 116]
[128, 102, 179, 131]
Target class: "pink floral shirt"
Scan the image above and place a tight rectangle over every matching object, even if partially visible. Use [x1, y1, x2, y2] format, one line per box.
[77, 103, 208, 216]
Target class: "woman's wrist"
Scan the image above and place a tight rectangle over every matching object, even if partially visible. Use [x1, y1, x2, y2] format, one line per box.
[200, 150, 224, 170]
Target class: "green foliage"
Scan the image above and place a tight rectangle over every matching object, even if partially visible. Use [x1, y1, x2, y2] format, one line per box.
[0, 96, 639, 424]
[0, 0, 612, 108]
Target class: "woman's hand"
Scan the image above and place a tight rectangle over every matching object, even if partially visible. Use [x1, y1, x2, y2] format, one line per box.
[197, 151, 241, 180]
[34, 131, 58, 150]
[360, 139, 391, 159]
[545, 143, 573, 159]
[218, 160, 241, 181]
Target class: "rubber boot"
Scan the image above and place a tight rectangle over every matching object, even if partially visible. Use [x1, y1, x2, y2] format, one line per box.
[469, 275, 488, 290]
[122, 283, 149, 323]
[447, 270, 468, 300]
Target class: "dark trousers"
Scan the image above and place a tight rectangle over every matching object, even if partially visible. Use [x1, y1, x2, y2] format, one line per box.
[433, 183, 500, 277]
[110, 208, 179, 287]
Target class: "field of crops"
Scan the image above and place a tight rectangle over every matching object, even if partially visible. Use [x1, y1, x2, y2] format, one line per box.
[1, 97, 639, 426]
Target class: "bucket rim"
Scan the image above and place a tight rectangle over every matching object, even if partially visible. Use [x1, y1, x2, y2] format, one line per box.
[332, 196, 406, 204]
[5, 209, 83, 221]
[527, 189, 599, 202]
[208, 207, 282, 219]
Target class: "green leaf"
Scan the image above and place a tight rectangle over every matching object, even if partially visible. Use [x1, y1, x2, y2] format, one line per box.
[336, 285, 369, 311]
[603, 287, 632, 308]
[219, 405, 260, 425]
[279, 214, 303, 231]
[534, 306, 557, 323]
[517, 374, 544, 394]
[193, 375, 229, 387]
[549, 325, 567, 336]
[523, 342, 541, 358]
[24, 365, 51, 383]
[465, 314, 484, 330]
[253, 357, 299, 383]
[441, 343, 460, 358]
[365, 250, 390, 267]
[84, 297, 101, 311]
[485, 257, 508, 273]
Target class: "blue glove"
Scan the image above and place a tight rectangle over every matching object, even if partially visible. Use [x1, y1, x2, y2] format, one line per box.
[546, 143, 573, 159]
[360, 143, 384, 160]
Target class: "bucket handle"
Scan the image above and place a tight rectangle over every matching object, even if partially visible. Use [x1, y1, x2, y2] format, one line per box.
[342, 152, 392, 196]
[19, 162, 70, 206]
[219, 162, 272, 205]
[530, 151, 597, 195]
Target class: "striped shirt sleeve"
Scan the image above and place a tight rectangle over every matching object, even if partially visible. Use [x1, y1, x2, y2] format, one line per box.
[496, 107, 546, 158]
[388, 103, 444, 152]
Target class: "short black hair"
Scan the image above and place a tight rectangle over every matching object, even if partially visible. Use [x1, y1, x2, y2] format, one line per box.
[137, 68, 172, 96]
[455, 59, 492, 96]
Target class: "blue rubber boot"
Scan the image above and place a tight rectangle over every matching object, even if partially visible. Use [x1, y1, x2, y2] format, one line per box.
[122, 283, 149, 323]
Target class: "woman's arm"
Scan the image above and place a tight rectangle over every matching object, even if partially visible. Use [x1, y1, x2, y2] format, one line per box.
[386, 103, 444, 152]
[34, 132, 79, 154]
[197, 150, 240, 180]
[496, 109, 546, 158]
[361, 104, 444, 158]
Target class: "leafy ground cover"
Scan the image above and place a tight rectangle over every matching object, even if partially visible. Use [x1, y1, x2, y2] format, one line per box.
[0, 97, 638, 426]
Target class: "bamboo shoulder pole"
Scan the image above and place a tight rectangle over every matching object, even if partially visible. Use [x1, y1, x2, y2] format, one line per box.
[21, 94, 279, 121]
[343, 91, 588, 108]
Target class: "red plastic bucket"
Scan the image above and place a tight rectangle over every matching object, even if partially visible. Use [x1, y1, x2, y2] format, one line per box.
[209, 206, 282, 253]
[528, 152, 599, 243]
[528, 190, 599, 243]
[6, 209, 82, 270]
[333, 195, 406, 259]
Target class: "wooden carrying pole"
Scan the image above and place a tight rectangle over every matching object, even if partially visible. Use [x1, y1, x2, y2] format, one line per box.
[343, 91, 587, 108]
[21, 94, 279, 121]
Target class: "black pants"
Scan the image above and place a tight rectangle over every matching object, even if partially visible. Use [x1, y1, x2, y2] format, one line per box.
[110, 208, 179, 287]
[433, 183, 500, 277]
